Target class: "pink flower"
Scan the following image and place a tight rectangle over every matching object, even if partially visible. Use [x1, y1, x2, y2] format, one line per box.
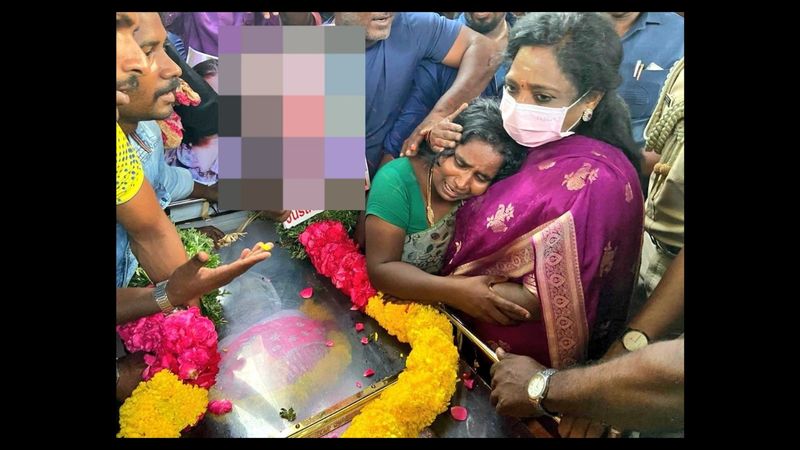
[360, 337, 369, 345]
[130, 307, 221, 388]
[208, 399, 233, 415]
[463, 378, 475, 390]
[355, 323, 365, 332]
[117, 312, 165, 353]
[450, 406, 468, 421]
[299, 287, 314, 298]
[363, 368, 375, 377]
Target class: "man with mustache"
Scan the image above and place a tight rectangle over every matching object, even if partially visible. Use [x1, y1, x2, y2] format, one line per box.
[117, 12, 219, 289]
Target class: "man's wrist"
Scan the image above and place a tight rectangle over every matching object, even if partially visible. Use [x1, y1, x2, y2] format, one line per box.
[153, 280, 175, 314]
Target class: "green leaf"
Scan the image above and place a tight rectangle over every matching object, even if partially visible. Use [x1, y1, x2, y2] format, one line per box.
[279, 407, 296, 422]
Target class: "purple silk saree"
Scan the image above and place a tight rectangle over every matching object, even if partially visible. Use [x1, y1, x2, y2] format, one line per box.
[441, 135, 644, 368]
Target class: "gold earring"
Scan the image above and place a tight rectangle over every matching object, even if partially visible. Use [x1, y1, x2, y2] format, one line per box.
[582, 109, 593, 122]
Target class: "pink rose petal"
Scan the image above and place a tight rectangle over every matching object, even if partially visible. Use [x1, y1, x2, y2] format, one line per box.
[355, 381, 362, 388]
[360, 337, 369, 345]
[299, 287, 314, 299]
[450, 406, 468, 421]
[325, 340, 334, 347]
[363, 368, 375, 377]
[463, 378, 475, 390]
[462, 371, 472, 380]
[350, 305, 359, 311]
[355, 323, 365, 332]
[208, 399, 233, 415]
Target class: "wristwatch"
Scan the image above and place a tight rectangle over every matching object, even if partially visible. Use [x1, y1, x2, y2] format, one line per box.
[621, 328, 650, 351]
[527, 368, 559, 417]
[153, 280, 175, 315]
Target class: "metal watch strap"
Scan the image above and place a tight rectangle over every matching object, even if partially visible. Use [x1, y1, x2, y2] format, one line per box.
[535, 368, 559, 416]
[153, 280, 174, 314]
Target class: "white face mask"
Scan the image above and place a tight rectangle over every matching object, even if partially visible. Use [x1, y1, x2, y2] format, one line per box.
[500, 88, 590, 148]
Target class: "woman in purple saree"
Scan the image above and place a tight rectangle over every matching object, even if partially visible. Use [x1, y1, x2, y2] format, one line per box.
[441, 136, 642, 368]
[432, 13, 644, 369]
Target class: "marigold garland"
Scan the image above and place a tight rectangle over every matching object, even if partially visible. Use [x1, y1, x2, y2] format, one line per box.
[299, 221, 459, 438]
[117, 370, 209, 438]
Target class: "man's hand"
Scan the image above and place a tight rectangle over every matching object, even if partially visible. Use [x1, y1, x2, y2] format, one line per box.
[401, 103, 468, 156]
[166, 243, 270, 307]
[601, 339, 628, 362]
[557, 416, 608, 438]
[489, 347, 546, 417]
[116, 352, 147, 402]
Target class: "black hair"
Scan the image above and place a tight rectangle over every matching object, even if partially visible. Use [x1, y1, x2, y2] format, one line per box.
[506, 12, 640, 171]
[192, 58, 219, 79]
[417, 97, 525, 182]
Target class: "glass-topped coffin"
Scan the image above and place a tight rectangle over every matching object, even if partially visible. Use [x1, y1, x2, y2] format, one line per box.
[188, 216, 531, 438]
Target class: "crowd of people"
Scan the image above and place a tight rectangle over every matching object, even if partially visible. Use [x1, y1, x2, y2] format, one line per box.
[116, 11, 684, 437]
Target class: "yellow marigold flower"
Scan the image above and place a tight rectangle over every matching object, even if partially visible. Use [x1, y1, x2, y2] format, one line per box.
[117, 370, 208, 438]
[342, 293, 458, 438]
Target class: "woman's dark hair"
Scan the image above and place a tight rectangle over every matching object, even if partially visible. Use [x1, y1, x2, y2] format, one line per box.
[506, 12, 640, 171]
[418, 97, 525, 182]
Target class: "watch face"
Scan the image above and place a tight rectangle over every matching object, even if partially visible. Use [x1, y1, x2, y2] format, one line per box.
[622, 330, 648, 351]
[527, 374, 546, 398]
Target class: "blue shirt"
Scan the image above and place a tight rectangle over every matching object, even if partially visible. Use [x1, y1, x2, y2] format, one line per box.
[617, 12, 684, 148]
[383, 13, 513, 156]
[116, 121, 195, 287]
[364, 13, 462, 179]
[167, 31, 187, 61]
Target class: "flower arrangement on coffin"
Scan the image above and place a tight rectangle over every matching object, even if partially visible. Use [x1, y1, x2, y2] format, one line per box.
[117, 306, 221, 437]
[118, 306, 221, 389]
[299, 220, 459, 437]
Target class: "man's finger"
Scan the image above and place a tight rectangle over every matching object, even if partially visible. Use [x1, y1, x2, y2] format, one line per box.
[446, 102, 469, 121]
[402, 133, 425, 156]
[440, 130, 463, 143]
[496, 347, 507, 360]
[188, 251, 209, 272]
[569, 418, 592, 438]
[586, 421, 607, 438]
